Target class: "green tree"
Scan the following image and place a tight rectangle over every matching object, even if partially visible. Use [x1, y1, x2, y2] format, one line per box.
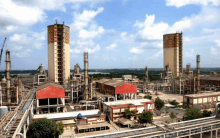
[124, 109, 136, 119]
[169, 112, 177, 123]
[144, 95, 152, 100]
[155, 97, 165, 110]
[27, 119, 64, 138]
[169, 100, 179, 107]
[182, 107, 203, 121]
[203, 110, 212, 117]
[138, 111, 153, 124]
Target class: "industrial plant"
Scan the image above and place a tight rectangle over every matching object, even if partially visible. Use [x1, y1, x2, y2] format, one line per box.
[0, 21, 220, 138]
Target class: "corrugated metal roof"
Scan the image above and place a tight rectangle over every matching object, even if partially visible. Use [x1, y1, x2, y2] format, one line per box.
[95, 79, 111, 83]
[103, 80, 125, 87]
[200, 75, 220, 81]
[36, 81, 64, 91]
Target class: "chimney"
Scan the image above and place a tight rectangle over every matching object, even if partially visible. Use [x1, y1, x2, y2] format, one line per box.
[197, 55, 200, 93]
[84, 52, 89, 100]
[5, 50, 11, 104]
[145, 66, 148, 82]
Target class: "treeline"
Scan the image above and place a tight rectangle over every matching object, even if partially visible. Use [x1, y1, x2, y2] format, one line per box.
[90, 71, 161, 82]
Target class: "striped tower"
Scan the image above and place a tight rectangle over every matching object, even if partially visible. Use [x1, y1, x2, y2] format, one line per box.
[47, 21, 70, 86]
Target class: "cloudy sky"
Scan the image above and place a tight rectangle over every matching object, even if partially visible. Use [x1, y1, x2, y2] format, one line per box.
[0, 0, 220, 70]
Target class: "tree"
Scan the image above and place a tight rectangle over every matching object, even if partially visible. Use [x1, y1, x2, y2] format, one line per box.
[182, 107, 203, 121]
[169, 100, 179, 107]
[138, 111, 153, 124]
[124, 109, 136, 119]
[144, 95, 152, 100]
[27, 119, 64, 138]
[203, 110, 212, 117]
[155, 97, 165, 110]
[169, 112, 177, 123]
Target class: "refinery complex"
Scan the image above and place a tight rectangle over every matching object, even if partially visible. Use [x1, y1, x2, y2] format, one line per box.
[0, 21, 220, 138]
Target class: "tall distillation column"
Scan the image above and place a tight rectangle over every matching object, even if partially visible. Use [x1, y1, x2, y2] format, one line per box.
[5, 50, 11, 104]
[84, 52, 89, 100]
[197, 55, 200, 93]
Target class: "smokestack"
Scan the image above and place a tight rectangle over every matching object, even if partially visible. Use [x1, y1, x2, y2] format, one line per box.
[5, 50, 11, 104]
[197, 55, 200, 93]
[84, 52, 89, 100]
[145, 66, 148, 82]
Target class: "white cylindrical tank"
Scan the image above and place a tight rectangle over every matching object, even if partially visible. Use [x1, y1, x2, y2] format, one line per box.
[0, 106, 8, 117]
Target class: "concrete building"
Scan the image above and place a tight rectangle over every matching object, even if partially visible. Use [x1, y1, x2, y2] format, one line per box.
[36, 82, 65, 114]
[103, 99, 155, 122]
[47, 21, 70, 86]
[163, 32, 183, 77]
[183, 92, 220, 110]
[95, 79, 137, 101]
[33, 109, 107, 133]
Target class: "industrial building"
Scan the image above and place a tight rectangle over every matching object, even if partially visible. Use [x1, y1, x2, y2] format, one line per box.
[95, 79, 137, 100]
[102, 99, 155, 122]
[36, 81, 65, 114]
[33, 109, 107, 133]
[183, 92, 220, 110]
[47, 21, 70, 86]
[163, 32, 183, 77]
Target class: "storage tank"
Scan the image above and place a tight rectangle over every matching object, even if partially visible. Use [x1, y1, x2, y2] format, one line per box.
[0, 106, 8, 117]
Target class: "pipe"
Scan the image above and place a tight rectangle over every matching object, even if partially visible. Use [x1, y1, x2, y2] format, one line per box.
[197, 55, 200, 93]
[84, 52, 89, 100]
[6, 50, 11, 104]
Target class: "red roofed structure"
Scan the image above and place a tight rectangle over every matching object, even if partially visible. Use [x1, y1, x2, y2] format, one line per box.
[36, 86, 65, 99]
[96, 79, 137, 101]
[36, 82, 65, 114]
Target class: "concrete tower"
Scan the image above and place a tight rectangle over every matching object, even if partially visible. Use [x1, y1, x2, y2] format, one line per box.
[47, 21, 70, 85]
[163, 32, 183, 77]
[5, 50, 11, 104]
[197, 55, 200, 93]
[84, 52, 89, 100]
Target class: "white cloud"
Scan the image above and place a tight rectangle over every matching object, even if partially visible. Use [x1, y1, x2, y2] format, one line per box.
[165, 0, 220, 8]
[0, 0, 46, 26]
[85, 44, 101, 53]
[9, 31, 46, 57]
[78, 26, 104, 39]
[203, 28, 220, 33]
[153, 50, 163, 58]
[129, 47, 142, 54]
[185, 49, 194, 57]
[71, 7, 104, 30]
[134, 14, 169, 41]
[134, 6, 220, 42]
[215, 40, 220, 47]
[12, 49, 33, 58]
[210, 46, 218, 55]
[106, 43, 117, 50]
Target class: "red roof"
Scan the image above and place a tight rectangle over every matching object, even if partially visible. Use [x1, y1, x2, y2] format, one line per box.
[115, 83, 137, 94]
[36, 85, 65, 99]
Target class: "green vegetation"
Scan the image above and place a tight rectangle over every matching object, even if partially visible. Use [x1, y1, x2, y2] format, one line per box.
[183, 108, 213, 121]
[138, 111, 153, 124]
[144, 95, 152, 100]
[124, 109, 136, 119]
[202, 110, 212, 117]
[169, 100, 179, 106]
[169, 112, 177, 123]
[27, 119, 64, 138]
[155, 97, 165, 110]
[182, 108, 203, 121]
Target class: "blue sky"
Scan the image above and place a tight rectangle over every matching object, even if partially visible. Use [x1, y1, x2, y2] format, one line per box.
[0, 0, 220, 70]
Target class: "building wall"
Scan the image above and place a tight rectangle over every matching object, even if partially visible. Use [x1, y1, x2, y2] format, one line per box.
[103, 102, 155, 122]
[183, 94, 220, 110]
